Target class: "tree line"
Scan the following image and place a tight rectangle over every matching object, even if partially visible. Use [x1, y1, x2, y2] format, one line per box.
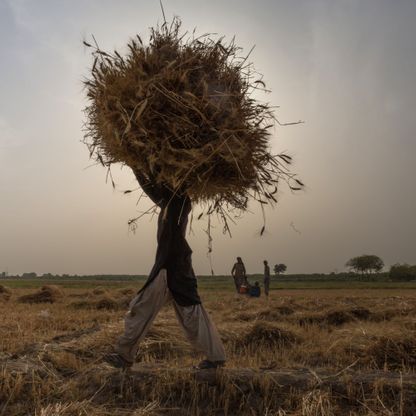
[4, 255, 415, 281]
[345, 254, 416, 281]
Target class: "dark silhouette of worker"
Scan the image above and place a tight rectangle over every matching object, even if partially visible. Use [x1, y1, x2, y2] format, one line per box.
[231, 257, 247, 293]
[105, 171, 225, 370]
[263, 260, 270, 297]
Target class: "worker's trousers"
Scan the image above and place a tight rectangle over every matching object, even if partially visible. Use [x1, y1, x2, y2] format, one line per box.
[264, 278, 270, 296]
[117, 269, 226, 364]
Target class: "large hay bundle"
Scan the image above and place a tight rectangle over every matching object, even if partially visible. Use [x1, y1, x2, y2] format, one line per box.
[83, 18, 302, 223]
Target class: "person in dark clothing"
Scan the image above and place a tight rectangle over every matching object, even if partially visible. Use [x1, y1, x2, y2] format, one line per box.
[105, 171, 226, 370]
[263, 260, 271, 297]
[132, 171, 200, 306]
[249, 281, 261, 297]
[231, 257, 247, 293]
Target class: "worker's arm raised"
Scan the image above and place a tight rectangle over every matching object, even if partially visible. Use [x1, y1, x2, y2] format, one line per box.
[133, 169, 166, 206]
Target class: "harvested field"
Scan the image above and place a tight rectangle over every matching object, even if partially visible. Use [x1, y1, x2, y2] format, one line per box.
[1, 285, 416, 415]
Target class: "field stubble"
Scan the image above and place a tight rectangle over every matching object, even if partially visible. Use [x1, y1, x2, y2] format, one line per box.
[1, 284, 416, 415]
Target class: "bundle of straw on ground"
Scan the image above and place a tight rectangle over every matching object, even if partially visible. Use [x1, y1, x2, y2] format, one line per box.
[83, 18, 302, 225]
[0, 285, 11, 301]
[18, 285, 63, 304]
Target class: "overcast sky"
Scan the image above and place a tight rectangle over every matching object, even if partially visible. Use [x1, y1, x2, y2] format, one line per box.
[1, 0, 415, 276]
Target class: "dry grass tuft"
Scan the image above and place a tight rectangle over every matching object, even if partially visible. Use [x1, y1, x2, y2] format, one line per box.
[0, 284, 11, 301]
[95, 296, 120, 310]
[276, 305, 295, 316]
[91, 287, 107, 296]
[41, 285, 64, 296]
[70, 296, 122, 311]
[366, 336, 416, 370]
[349, 307, 371, 320]
[37, 400, 116, 416]
[239, 322, 299, 348]
[301, 390, 334, 416]
[299, 307, 372, 328]
[69, 300, 93, 310]
[117, 287, 136, 297]
[18, 285, 63, 304]
[0, 284, 11, 294]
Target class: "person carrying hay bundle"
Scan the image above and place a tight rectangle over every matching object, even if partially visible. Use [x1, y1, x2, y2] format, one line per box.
[83, 17, 302, 370]
[104, 170, 226, 370]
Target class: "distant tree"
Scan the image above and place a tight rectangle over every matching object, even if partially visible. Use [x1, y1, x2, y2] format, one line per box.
[345, 255, 384, 277]
[22, 272, 37, 279]
[389, 264, 416, 281]
[274, 263, 287, 276]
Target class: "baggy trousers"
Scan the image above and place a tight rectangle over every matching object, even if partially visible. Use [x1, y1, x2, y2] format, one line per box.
[117, 269, 226, 364]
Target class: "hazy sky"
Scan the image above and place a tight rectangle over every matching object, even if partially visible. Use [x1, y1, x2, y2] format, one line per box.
[1, 0, 415, 276]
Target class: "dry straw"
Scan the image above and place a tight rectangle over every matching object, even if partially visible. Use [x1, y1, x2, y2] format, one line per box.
[18, 285, 63, 304]
[0, 284, 11, 301]
[83, 17, 302, 231]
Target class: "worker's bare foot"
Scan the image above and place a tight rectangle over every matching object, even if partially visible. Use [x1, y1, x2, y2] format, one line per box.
[194, 359, 225, 370]
[103, 353, 133, 370]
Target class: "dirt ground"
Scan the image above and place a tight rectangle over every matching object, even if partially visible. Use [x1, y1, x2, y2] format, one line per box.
[1, 285, 416, 415]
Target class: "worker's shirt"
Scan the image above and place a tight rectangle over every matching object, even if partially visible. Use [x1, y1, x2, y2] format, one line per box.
[233, 262, 246, 277]
[264, 265, 270, 280]
[134, 171, 201, 306]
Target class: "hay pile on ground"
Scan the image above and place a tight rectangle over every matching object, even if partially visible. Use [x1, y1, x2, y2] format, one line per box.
[365, 337, 416, 370]
[118, 288, 136, 296]
[239, 322, 298, 348]
[298, 307, 372, 327]
[91, 287, 107, 296]
[69, 295, 127, 311]
[0, 285, 11, 301]
[83, 18, 302, 224]
[95, 296, 120, 310]
[18, 285, 63, 304]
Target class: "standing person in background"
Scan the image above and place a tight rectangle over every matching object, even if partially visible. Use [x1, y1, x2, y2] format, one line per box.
[231, 257, 246, 293]
[263, 260, 271, 297]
